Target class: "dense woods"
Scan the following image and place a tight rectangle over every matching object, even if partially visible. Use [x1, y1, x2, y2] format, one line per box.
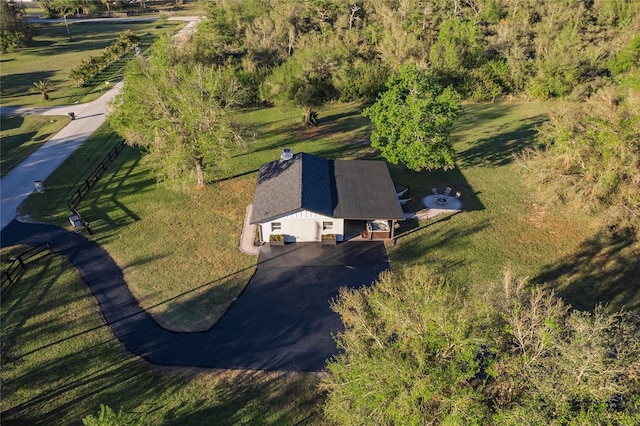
[192, 0, 639, 104]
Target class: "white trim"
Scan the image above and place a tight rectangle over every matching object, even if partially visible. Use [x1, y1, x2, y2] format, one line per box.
[259, 210, 344, 242]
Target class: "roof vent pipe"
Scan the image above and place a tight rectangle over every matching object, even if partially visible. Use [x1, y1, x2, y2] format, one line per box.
[280, 148, 293, 161]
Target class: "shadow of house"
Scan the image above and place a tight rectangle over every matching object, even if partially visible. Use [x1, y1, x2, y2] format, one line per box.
[389, 163, 485, 212]
[0, 71, 55, 98]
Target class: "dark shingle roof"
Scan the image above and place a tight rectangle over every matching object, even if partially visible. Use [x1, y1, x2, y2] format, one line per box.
[333, 159, 404, 220]
[250, 152, 404, 223]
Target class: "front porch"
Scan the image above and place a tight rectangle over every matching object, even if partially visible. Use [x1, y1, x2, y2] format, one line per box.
[343, 219, 398, 241]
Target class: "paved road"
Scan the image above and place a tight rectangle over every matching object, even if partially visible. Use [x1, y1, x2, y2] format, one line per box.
[0, 83, 122, 230]
[0, 17, 200, 231]
[1, 220, 389, 372]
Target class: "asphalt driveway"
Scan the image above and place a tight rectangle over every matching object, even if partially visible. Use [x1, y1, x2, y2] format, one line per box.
[2, 220, 389, 372]
[200, 242, 390, 371]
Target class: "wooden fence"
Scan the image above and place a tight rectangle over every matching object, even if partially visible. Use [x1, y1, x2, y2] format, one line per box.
[68, 139, 126, 212]
[67, 140, 127, 234]
[1, 243, 54, 296]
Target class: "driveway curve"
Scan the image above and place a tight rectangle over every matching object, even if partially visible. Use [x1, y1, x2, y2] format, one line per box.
[1, 219, 388, 372]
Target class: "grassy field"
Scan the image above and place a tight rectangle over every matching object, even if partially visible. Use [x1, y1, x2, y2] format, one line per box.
[0, 19, 183, 107]
[4, 100, 639, 423]
[20, 123, 257, 332]
[0, 246, 326, 425]
[0, 114, 69, 177]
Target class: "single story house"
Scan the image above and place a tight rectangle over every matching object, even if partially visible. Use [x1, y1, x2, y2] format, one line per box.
[250, 151, 405, 243]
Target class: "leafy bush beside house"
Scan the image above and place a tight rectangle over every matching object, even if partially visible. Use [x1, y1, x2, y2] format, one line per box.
[323, 267, 640, 425]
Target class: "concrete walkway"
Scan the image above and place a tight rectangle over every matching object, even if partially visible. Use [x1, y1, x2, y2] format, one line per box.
[239, 204, 260, 255]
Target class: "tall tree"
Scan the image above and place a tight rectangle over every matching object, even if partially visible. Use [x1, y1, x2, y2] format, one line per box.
[110, 37, 243, 188]
[0, 0, 31, 53]
[263, 36, 342, 126]
[363, 64, 461, 171]
[52, 0, 80, 41]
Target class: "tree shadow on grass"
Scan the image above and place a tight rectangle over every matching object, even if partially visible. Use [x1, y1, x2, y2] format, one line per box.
[299, 107, 371, 142]
[0, 115, 24, 131]
[0, 71, 55, 98]
[393, 217, 490, 267]
[456, 114, 546, 168]
[161, 370, 323, 426]
[77, 150, 154, 231]
[533, 234, 640, 312]
[234, 105, 371, 161]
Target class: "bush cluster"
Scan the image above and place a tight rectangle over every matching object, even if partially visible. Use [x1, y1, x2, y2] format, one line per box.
[69, 30, 140, 87]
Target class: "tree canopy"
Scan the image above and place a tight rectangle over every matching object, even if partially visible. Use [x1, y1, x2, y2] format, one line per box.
[193, 0, 640, 103]
[110, 37, 243, 188]
[0, 0, 31, 53]
[363, 65, 461, 171]
[264, 39, 341, 126]
[521, 34, 640, 239]
[323, 266, 640, 425]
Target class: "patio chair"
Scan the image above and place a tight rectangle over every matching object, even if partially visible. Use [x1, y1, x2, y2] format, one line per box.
[432, 187, 438, 195]
[396, 186, 409, 197]
[445, 187, 452, 195]
[456, 191, 462, 198]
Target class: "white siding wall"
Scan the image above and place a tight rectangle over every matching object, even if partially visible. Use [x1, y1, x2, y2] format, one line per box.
[259, 211, 344, 242]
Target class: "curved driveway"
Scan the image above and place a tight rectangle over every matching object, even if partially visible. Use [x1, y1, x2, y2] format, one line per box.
[1, 220, 389, 371]
[0, 16, 385, 371]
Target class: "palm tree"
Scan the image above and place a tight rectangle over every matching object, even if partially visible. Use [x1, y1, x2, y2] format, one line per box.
[30, 79, 54, 100]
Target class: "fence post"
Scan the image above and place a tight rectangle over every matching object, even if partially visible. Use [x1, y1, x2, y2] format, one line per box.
[66, 140, 127, 230]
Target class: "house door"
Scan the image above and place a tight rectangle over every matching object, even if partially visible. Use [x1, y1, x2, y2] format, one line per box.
[289, 219, 322, 242]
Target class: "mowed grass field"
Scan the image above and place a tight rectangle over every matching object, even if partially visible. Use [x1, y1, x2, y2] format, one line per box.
[0, 114, 69, 177]
[0, 246, 325, 425]
[0, 19, 183, 107]
[4, 100, 639, 423]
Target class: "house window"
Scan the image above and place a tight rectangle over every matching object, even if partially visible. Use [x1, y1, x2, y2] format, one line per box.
[271, 222, 282, 232]
[323, 221, 333, 231]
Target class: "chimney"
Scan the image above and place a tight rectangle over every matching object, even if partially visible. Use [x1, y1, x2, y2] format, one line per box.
[280, 148, 293, 161]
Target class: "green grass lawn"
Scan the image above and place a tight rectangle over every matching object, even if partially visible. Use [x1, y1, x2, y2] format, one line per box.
[0, 247, 326, 425]
[0, 114, 69, 177]
[0, 19, 183, 107]
[6, 100, 639, 423]
[388, 102, 595, 298]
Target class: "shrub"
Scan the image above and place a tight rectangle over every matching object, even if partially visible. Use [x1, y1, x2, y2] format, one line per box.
[69, 30, 140, 87]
